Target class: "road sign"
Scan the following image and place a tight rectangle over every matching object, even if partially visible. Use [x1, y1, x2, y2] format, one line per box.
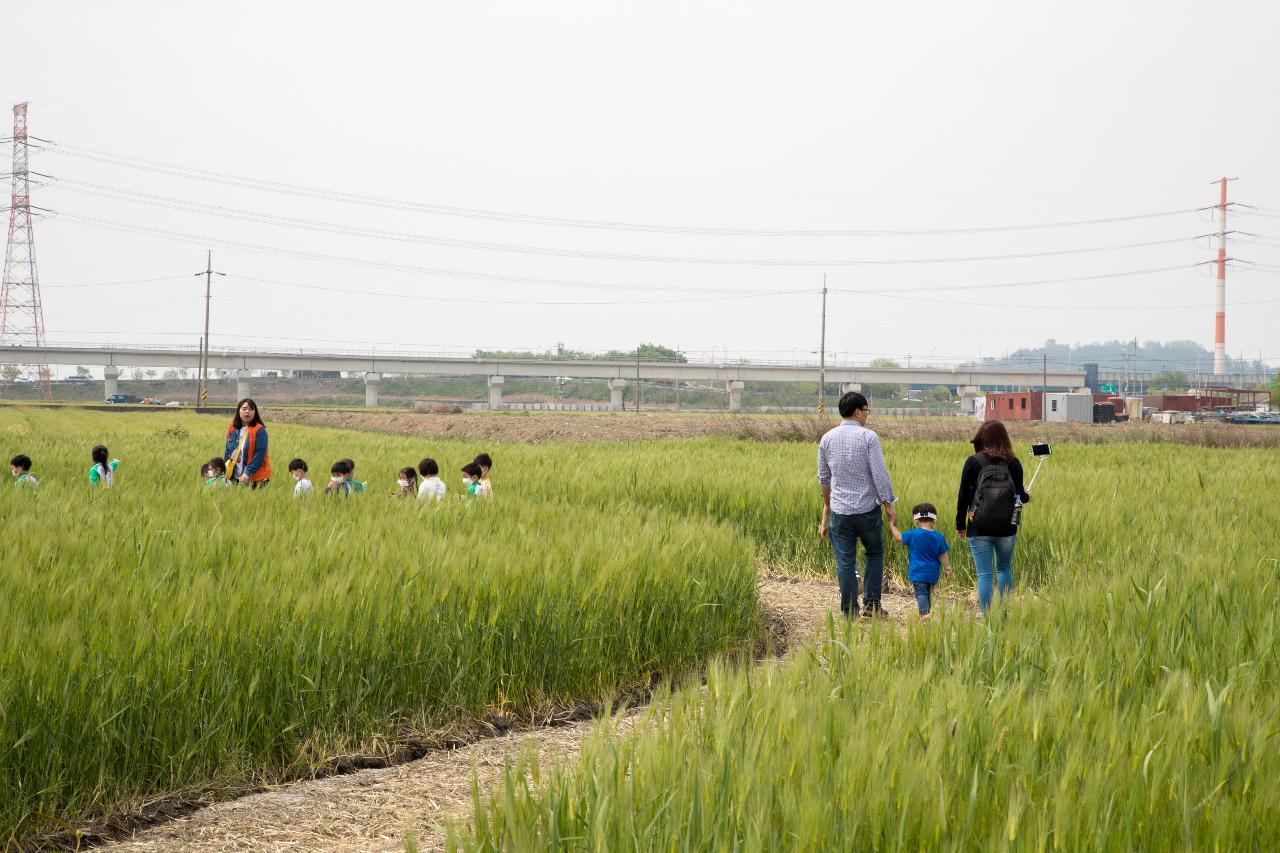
[1099, 382, 1117, 394]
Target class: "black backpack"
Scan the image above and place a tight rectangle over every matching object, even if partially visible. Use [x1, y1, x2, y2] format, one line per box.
[970, 453, 1016, 529]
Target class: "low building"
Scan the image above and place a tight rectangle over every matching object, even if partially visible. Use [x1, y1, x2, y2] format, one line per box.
[984, 391, 1042, 421]
[1044, 392, 1093, 423]
[1142, 393, 1232, 413]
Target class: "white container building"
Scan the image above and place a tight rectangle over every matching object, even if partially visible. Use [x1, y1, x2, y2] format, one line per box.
[1044, 392, 1093, 423]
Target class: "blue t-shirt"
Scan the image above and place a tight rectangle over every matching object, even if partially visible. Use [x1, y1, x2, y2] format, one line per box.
[901, 528, 949, 583]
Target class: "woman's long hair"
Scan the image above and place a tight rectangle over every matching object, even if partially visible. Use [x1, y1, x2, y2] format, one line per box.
[970, 420, 1015, 462]
[232, 398, 263, 429]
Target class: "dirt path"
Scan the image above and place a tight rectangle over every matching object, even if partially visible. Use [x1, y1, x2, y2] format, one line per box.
[99, 577, 927, 853]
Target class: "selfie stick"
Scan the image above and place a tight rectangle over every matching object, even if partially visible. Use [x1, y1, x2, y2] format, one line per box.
[1028, 456, 1046, 490]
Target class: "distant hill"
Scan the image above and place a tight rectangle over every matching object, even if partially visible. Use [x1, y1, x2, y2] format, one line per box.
[965, 339, 1271, 375]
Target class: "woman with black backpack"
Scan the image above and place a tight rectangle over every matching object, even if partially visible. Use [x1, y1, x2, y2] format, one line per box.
[956, 420, 1031, 614]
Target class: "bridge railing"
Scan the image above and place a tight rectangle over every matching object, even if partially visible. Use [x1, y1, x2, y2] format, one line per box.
[6, 341, 1090, 373]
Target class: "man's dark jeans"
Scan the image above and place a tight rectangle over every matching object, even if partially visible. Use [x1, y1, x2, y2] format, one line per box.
[828, 507, 884, 615]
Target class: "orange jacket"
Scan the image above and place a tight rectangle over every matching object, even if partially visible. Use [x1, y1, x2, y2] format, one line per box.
[225, 422, 272, 482]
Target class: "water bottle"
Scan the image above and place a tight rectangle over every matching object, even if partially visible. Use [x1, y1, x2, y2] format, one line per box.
[1011, 496, 1023, 528]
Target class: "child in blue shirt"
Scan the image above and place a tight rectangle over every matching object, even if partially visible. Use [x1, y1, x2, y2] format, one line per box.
[890, 502, 951, 618]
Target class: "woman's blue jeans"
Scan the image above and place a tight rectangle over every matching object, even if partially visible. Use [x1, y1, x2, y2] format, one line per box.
[967, 534, 1016, 614]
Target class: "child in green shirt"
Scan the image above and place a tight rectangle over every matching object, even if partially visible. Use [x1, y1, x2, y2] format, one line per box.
[460, 462, 483, 498]
[204, 457, 230, 488]
[88, 445, 120, 488]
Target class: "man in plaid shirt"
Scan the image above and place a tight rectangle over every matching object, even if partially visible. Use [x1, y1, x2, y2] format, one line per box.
[818, 391, 898, 617]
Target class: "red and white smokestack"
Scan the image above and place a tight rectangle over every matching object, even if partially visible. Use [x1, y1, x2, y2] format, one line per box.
[1213, 177, 1234, 377]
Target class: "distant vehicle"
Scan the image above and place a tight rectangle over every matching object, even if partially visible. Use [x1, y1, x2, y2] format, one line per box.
[65, 375, 91, 382]
[165, 400, 182, 407]
[105, 394, 142, 404]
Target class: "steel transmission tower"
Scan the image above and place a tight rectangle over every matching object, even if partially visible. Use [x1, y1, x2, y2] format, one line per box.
[0, 102, 52, 397]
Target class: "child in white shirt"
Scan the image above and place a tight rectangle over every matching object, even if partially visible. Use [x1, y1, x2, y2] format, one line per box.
[288, 458, 313, 495]
[417, 457, 447, 501]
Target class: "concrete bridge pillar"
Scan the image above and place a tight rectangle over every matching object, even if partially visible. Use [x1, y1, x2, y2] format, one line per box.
[103, 366, 119, 401]
[364, 372, 381, 407]
[841, 382, 862, 395]
[608, 378, 627, 412]
[727, 380, 745, 413]
[487, 375, 505, 409]
[235, 369, 253, 402]
[959, 386, 980, 415]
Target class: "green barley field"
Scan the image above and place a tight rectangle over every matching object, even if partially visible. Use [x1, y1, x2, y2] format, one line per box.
[457, 429, 1280, 849]
[1, 406, 1277, 849]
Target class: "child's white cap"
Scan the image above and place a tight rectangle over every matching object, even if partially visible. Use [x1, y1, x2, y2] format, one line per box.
[913, 511, 937, 521]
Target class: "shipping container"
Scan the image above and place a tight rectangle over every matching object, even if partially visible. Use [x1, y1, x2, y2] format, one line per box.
[1044, 392, 1093, 423]
[984, 392, 1042, 421]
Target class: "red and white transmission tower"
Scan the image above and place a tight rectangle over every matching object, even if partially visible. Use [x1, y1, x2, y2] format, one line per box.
[1211, 176, 1237, 379]
[0, 102, 52, 398]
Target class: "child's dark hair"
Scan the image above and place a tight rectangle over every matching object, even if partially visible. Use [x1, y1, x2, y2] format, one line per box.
[91, 445, 110, 469]
[473, 452, 492, 470]
[399, 466, 418, 482]
[10, 454, 32, 472]
[461, 462, 483, 478]
[340, 458, 356, 472]
[331, 459, 352, 476]
[911, 502, 939, 520]
[418, 457, 439, 477]
[199, 462, 209, 477]
[288, 458, 308, 473]
[207, 457, 226, 475]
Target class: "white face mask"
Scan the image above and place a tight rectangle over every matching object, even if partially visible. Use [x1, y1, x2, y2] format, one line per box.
[398, 479, 409, 488]
[462, 477, 473, 486]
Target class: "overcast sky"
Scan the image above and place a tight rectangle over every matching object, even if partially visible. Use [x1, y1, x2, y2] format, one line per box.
[3, 0, 1278, 370]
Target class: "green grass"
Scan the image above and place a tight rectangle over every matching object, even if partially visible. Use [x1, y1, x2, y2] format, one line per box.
[6, 405, 1277, 849]
[0, 409, 759, 844]
[456, 441, 1280, 850]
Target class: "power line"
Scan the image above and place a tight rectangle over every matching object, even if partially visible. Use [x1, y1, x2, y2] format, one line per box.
[829, 261, 1212, 296]
[41, 274, 191, 289]
[48, 206, 1206, 267]
[229, 273, 810, 306]
[848, 289, 1280, 312]
[41, 143, 1205, 238]
[206, 294, 816, 335]
[51, 212, 809, 293]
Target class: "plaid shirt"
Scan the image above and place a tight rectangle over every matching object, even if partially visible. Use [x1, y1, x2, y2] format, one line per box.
[817, 420, 896, 515]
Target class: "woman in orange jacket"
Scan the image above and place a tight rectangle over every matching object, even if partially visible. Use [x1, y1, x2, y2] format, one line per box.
[225, 398, 272, 488]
